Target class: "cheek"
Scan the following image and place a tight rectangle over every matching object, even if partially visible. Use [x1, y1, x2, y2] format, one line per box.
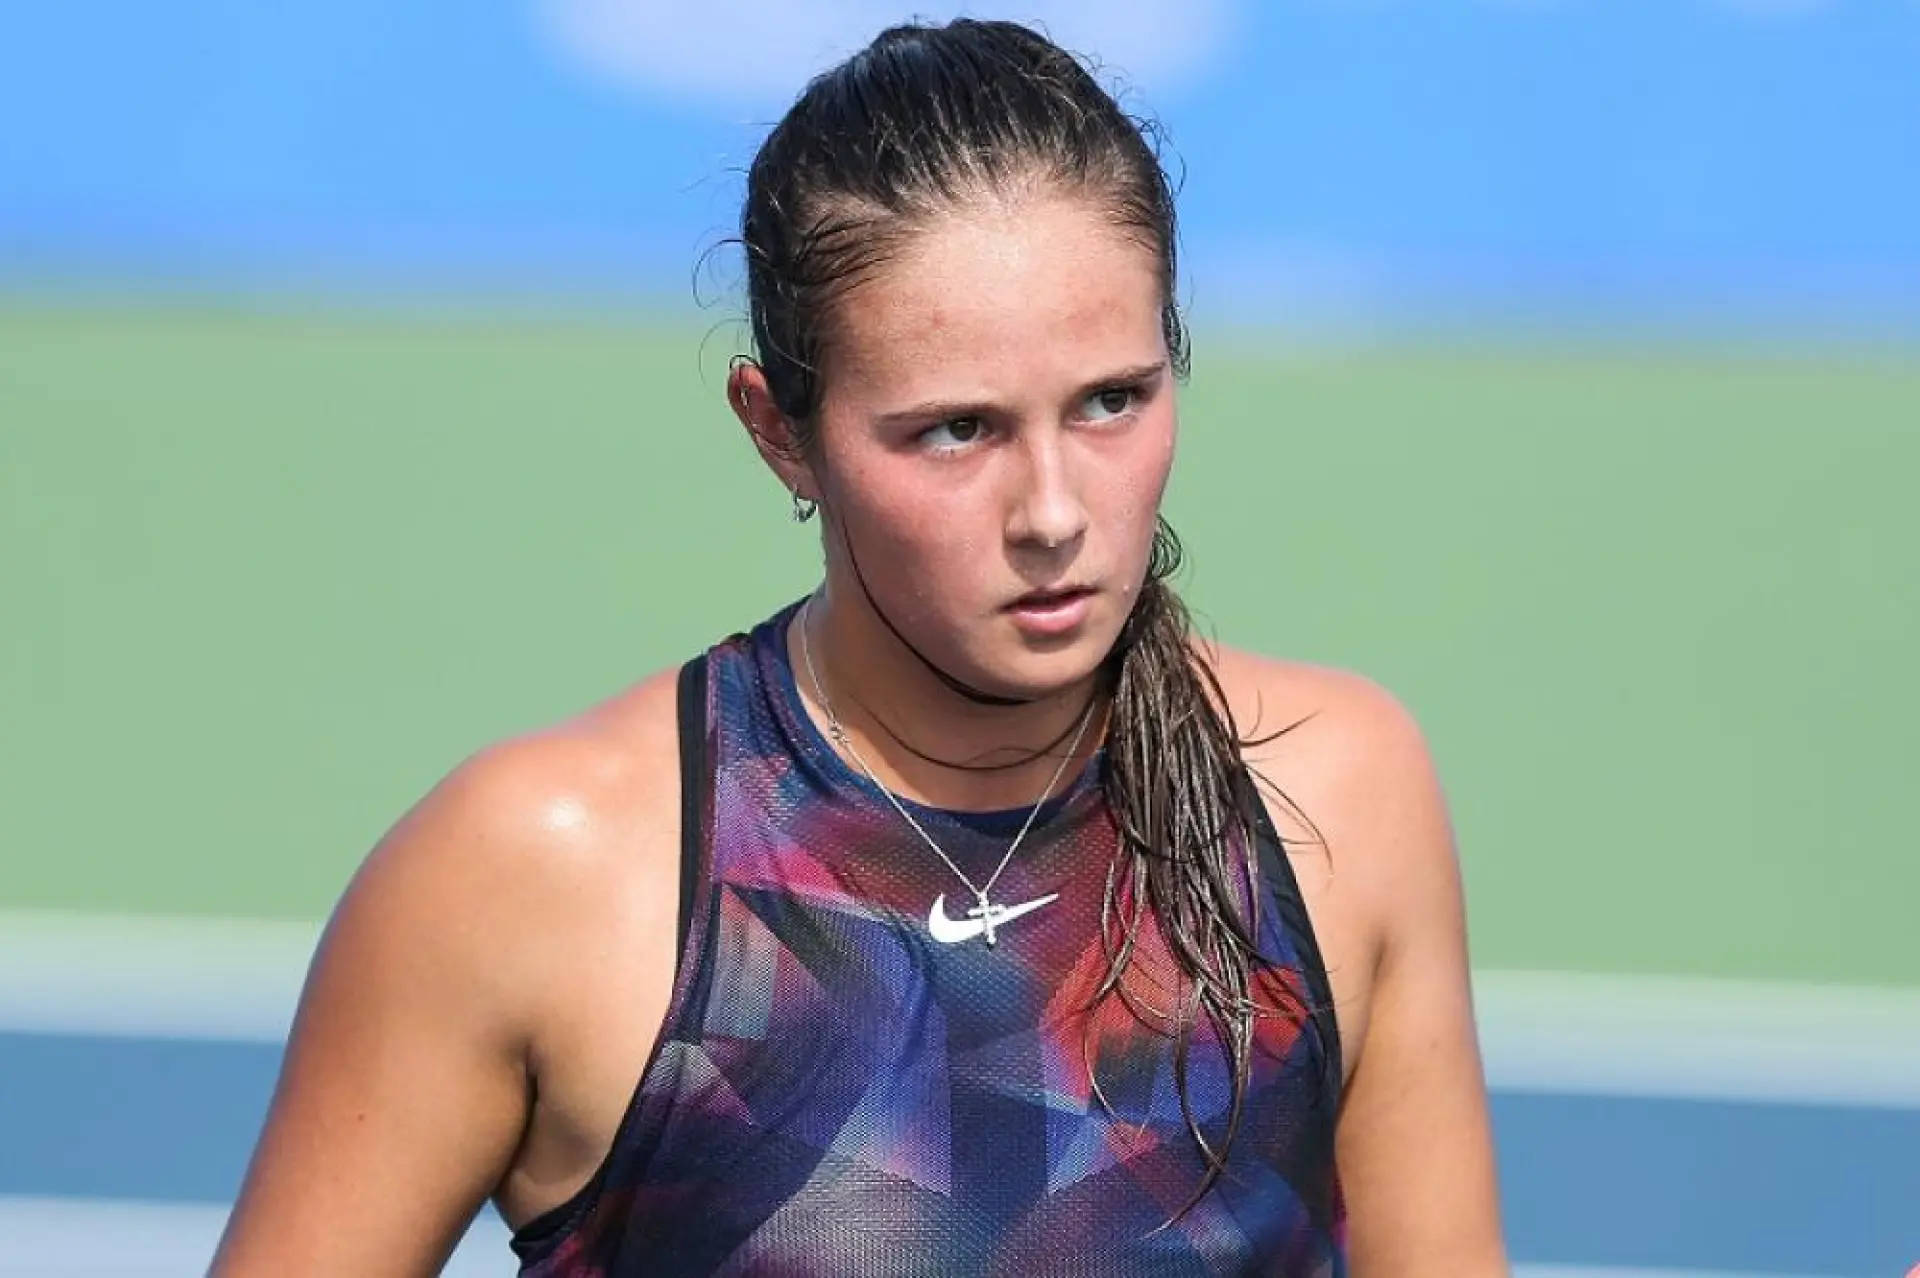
[828, 453, 996, 584]
[1101, 414, 1176, 537]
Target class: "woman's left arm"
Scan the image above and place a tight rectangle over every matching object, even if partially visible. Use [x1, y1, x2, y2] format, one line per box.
[1330, 686, 1508, 1274]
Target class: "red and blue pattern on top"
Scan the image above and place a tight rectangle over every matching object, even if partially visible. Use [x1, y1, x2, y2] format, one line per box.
[512, 603, 1346, 1276]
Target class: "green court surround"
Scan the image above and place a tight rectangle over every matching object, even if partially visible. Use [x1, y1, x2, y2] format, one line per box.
[5, 305, 1915, 988]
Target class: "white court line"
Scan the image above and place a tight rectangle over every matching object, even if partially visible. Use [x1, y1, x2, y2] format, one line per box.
[0, 910, 318, 1042]
[1474, 967, 1920, 1109]
[4, 909, 1920, 1108]
[0, 1195, 513, 1276]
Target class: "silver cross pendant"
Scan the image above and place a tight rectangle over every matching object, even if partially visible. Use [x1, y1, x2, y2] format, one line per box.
[967, 896, 1001, 947]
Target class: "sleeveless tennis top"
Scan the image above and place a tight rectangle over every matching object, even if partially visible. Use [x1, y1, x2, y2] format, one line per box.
[510, 603, 1347, 1276]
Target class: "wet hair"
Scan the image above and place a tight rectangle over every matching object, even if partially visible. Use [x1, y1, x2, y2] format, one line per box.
[738, 19, 1316, 1215]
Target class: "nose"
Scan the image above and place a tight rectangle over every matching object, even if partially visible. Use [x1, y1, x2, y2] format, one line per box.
[1007, 428, 1088, 552]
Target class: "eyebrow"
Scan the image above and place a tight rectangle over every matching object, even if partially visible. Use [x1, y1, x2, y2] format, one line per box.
[872, 359, 1170, 429]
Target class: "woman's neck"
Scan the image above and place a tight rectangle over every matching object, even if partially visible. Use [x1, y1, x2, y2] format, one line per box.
[789, 587, 1106, 813]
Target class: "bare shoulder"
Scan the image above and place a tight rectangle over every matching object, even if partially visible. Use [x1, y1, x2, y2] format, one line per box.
[345, 663, 686, 1012]
[396, 665, 685, 888]
[1196, 641, 1462, 1080]
[214, 667, 689, 1273]
[1196, 647, 1503, 1266]
[1200, 640, 1443, 853]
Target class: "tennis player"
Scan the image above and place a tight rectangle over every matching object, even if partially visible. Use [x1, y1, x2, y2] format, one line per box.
[214, 19, 1504, 1276]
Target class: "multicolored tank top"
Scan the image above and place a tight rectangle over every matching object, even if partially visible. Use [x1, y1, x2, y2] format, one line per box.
[511, 603, 1346, 1276]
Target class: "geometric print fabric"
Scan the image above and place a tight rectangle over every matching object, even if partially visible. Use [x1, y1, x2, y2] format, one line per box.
[512, 604, 1347, 1276]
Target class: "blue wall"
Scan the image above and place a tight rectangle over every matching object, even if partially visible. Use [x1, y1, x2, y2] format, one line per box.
[4, 2, 1916, 323]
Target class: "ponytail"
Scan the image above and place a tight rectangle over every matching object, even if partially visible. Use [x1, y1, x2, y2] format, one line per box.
[1098, 518, 1316, 1215]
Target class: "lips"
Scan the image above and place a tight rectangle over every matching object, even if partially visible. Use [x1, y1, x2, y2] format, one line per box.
[1003, 585, 1096, 637]
[1006, 585, 1093, 610]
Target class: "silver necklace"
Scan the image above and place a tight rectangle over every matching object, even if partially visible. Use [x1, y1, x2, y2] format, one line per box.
[798, 597, 1095, 947]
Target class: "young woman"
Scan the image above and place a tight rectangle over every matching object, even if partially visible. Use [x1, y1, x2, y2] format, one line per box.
[214, 20, 1504, 1276]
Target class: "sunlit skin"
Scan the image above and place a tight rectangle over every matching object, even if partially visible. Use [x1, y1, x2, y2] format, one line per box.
[731, 192, 1174, 808]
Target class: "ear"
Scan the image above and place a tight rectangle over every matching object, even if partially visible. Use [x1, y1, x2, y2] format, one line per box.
[727, 359, 820, 504]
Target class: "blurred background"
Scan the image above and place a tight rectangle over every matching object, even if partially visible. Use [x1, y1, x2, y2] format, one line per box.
[3, 2, 1917, 1274]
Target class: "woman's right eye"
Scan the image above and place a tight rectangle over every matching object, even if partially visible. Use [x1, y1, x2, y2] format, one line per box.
[920, 416, 986, 452]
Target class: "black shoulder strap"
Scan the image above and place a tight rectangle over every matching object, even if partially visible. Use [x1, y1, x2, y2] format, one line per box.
[674, 655, 709, 956]
[1246, 790, 1345, 1111]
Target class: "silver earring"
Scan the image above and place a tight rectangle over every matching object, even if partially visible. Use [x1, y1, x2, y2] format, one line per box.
[790, 491, 818, 523]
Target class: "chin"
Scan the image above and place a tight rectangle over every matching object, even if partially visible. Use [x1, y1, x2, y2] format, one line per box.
[976, 621, 1122, 699]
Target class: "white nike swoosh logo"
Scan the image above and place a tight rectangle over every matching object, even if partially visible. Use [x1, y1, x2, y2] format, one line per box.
[926, 892, 1059, 944]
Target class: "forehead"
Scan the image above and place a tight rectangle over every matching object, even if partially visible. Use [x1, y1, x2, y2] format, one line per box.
[821, 194, 1165, 403]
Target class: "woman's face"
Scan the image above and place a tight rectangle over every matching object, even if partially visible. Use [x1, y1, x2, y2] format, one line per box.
[807, 191, 1177, 700]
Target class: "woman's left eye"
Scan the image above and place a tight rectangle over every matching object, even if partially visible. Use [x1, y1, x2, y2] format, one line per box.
[1081, 386, 1137, 423]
